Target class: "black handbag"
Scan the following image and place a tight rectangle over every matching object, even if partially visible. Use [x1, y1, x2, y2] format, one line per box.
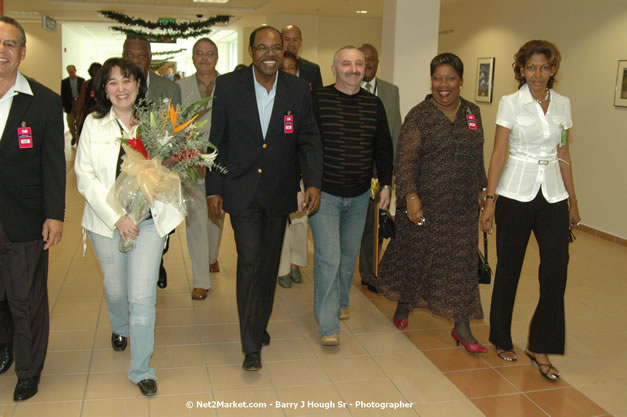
[379, 209, 395, 239]
[478, 231, 492, 284]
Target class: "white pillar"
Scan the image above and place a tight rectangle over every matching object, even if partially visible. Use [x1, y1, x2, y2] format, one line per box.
[381, 0, 440, 118]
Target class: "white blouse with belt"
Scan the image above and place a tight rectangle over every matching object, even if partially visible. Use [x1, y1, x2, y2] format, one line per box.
[495, 84, 573, 203]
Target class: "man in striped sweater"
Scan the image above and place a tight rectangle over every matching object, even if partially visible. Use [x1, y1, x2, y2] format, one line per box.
[310, 46, 394, 346]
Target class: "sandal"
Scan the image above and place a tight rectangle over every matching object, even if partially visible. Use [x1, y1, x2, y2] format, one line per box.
[496, 348, 518, 362]
[525, 350, 560, 381]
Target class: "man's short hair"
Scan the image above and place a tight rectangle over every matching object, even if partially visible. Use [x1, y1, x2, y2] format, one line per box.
[0, 16, 26, 46]
[193, 37, 218, 57]
[333, 45, 362, 67]
[249, 26, 283, 48]
[124, 34, 151, 54]
[66, 65, 76, 71]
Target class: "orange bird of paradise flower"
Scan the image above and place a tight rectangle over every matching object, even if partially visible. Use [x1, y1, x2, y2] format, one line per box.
[168, 104, 198, 134]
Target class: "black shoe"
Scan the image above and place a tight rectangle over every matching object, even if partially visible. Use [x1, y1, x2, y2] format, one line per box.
[262, 331, 271, 347]
[0, 344, 13, 374]
[137, 378, 157, 396]
[242, 352, 261, 371]
[14, 375, 39, 401]
[157, 259, 167, 289]
[111, 333, 127, 351]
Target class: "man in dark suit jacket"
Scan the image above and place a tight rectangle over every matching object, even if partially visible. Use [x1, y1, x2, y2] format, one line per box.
[122, 35, 182, 107]
[358, 43, 403, 291]
[60, 64, 84, 144]
[206, 26, 322, 371]
[0, 17, 66, 402]
[281, 25, 323, 90]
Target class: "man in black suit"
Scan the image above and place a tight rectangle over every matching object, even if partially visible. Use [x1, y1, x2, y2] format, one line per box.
[60, 64, 84, 145]
[0, 17, 66, 401]
[206, 26, 322, 371]
[281, 25, 323, 90]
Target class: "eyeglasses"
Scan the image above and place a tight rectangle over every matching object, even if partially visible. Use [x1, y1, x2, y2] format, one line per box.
[0, 39, 22, 50]
[253, 44, 283, 54]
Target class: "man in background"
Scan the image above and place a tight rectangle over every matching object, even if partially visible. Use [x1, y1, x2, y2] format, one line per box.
[281, 24, 323, 90]
[123, 34, 182, 287]
[177, 38, 224, 300]
[358, 43, 402, 292]
[61, 64, 84, 145]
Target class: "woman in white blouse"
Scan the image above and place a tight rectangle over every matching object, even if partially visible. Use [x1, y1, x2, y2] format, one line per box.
[480, 40, 580, 381]
[75, 58, 184, 396]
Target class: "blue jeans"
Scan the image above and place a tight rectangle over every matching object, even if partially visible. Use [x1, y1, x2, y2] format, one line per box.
[309, 190, 370, 337]
[89, 219, 165, 383]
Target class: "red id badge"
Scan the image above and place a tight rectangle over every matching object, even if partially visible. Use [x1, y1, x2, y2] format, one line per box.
[284, 114, 294, 134]
[18, 127, 33, 148]
[466, 114, 478, 130]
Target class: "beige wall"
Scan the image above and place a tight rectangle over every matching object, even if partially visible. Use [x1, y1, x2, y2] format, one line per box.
[21, 22, 62, 94]
[440, 0, 627, 239]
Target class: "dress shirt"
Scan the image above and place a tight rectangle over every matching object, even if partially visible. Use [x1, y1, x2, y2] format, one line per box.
[0, 72, 32, 140]
[495, 84, 572, 203]
[361, 79, 377, 95]
[252, 67, 278, 139]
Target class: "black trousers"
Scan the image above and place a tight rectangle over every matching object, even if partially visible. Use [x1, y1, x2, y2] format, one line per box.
[230, 185, 288, 354]
[0, 221, 50, 378]
[358, 198, 381, 282]
[489, 193, 569, 354]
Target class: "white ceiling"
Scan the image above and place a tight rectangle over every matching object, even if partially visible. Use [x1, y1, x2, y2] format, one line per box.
[6, 0, 385, 24]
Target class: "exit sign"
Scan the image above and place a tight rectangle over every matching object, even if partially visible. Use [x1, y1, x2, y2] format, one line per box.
[158, 18, 176, 25]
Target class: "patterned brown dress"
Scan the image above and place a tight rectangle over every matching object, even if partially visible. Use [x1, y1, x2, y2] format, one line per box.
[373, 95, 487, 321]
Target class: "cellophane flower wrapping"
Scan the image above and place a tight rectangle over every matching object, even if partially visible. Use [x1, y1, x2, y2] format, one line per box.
[107, 97, 226, 252]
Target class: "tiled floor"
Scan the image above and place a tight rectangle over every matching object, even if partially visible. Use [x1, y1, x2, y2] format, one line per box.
[0, 159, 625, 417]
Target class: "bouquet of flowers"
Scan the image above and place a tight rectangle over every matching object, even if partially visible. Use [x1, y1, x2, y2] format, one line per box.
[107, 97, 225, 252]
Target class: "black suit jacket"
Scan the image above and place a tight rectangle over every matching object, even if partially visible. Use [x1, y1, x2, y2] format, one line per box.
[298, 57, 323, 91]
[206, 66, 322, 216]
[0, 77, 66, 242]
[61, 76, 85, 113]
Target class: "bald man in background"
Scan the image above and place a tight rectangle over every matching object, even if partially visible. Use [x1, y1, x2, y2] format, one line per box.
[281, 25, 323, 91]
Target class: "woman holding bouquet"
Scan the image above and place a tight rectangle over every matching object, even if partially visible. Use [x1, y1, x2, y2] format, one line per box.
[75, 58, 184, 396]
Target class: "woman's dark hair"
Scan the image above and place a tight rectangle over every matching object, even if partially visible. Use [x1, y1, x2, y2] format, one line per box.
[282, 51, 299, 70]
[88, 62, 102, 78]
[513, 40, 561, 88]
[92, 58, 147, 119]
[430, 53, 464, 79]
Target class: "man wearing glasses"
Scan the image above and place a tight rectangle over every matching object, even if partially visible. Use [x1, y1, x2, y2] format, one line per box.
[206, 26, 322, 371]
[177, 38, 224, 301]
[0, 17, 66, 401]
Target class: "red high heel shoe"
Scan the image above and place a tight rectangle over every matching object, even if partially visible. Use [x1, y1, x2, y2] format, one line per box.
[393, 318, 408, 329]
[451, 329, 487, 353]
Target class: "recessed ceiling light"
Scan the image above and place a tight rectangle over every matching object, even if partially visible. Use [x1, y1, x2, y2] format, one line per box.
[193, 0, 229, 3]
[356, 10, 368, 14]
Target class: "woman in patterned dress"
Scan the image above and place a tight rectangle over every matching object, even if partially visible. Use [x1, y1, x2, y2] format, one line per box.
[373, 53, 488, 352]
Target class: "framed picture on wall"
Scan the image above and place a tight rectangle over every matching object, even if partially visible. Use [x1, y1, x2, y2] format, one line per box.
[614, 60, 627, 107]
[475, 57, 495, 103]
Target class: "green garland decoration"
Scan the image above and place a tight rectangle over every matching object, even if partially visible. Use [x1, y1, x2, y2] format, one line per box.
[111, 26, 215, 41]
[99, 11, 231, 40]
[152, 48, 186, 56]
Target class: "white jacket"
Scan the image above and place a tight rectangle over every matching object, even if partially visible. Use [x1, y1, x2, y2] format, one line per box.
[75, 109, 184, 238]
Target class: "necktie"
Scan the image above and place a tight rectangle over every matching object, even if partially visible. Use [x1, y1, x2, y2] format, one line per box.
[365, 83, 372, 93]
